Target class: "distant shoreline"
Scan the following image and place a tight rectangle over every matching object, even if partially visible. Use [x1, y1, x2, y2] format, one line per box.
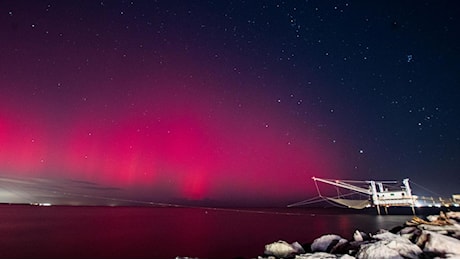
[1, 202, 459, 215]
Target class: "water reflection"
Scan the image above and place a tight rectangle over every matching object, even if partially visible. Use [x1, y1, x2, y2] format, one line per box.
[0, 206, 413, 258]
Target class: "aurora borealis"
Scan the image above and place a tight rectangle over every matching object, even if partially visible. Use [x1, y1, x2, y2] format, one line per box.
[1, 1, 459, 205]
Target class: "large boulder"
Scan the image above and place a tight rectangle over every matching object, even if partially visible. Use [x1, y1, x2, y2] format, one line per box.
[356, 241, 403, 259]
[356, 231, 422, 259]
[356, 239, 422, 259]
[416, 230, 460, 256]
[311, 234, 348, 253]
[264, 240, 305, 258]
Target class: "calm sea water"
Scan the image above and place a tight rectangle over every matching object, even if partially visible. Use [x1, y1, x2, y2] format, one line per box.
[0, 205, 423, 258]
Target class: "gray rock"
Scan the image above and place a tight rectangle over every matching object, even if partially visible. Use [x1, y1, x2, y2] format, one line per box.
[356, 231, 422, 259]
[356, 241, 403, 259]
[353, 230, 367, 242]
[295, 252, 355, 259]
[398, 226, 422, 242]
[398, 226, 418, 235]
[311, 234, 348, 253]
[356, 239, 422, 259]
[417, 230, 460, 256]
[291, 241, 306, 254]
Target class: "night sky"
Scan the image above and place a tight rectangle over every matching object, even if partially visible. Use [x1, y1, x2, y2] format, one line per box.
[0, 1, 459, 206]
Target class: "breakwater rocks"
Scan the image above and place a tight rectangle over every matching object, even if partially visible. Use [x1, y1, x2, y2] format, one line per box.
[261, 211, 460, 259]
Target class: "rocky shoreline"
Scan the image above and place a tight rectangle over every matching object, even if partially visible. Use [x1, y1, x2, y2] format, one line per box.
[261, 211, 460, 259]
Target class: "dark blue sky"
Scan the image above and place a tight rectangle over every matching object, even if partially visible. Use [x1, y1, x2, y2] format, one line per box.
[0, 1, 459, 205]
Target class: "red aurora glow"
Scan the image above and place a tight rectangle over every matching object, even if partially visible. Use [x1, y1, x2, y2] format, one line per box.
[0, 77, 341, 203]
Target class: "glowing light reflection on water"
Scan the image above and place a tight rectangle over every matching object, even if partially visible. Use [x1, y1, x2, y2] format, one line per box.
[0, 205, 417, 258]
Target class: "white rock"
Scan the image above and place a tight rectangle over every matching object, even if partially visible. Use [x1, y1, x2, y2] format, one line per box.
[426, 214, 440, 222]
[418, 230, 460, 256]
[295, 252, 354, 259]
[374, 230, 413, 244]
[311, 234, 347, 253]
[264, 240, 295, 258]
[372, 231, 400, 241]
[446, 211, 460, 220]
[386, 239, 423, 259]
[368, 231, 423, 258]
[356, 241, 403, 259]
[357, 233, 422, 259]
[264, 240, 303, 258]
[296, 252, 337, 259]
